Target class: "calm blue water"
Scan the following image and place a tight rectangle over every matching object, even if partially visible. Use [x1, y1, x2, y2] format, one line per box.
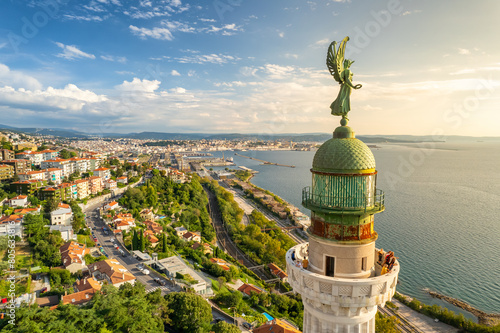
[207, 143, 500, 314]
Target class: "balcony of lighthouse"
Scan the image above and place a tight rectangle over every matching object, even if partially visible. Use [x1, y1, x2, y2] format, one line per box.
[302, 186, 385, 215]
[286, 243, 399, 309]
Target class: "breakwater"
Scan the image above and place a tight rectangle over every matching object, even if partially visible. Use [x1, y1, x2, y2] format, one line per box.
[235, 153, 295, 168]
[428, 291, 500, 326]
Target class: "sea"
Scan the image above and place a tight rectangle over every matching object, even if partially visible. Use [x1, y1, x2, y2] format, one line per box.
[206, 141, 500, 317]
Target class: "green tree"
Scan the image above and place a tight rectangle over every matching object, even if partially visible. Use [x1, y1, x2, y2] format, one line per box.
[139, 231, 145, 251]
[164, 292, 212, 332]
[212, 321, 240, 333]
[375, 312, 399, 333]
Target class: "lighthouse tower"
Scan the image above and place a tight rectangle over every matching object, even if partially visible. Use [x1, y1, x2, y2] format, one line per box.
[285, 118, 399, 332]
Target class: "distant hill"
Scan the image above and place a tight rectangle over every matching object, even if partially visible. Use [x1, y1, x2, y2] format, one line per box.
[0, 123, 498, 142]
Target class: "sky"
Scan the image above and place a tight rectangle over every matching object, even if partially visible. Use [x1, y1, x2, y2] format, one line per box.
[0, 0, 499, 136]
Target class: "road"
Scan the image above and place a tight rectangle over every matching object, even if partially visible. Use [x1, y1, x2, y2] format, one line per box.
[84, 199, 238, 327]
[84, 201, 173, 294]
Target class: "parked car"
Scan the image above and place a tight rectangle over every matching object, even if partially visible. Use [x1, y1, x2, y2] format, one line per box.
[40, 287, 47, 293]
[242, 322, 252, 329]
[143, 269, 150, 275]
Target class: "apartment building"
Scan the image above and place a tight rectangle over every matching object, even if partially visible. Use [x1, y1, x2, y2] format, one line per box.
[0, 164, 14, 180]
[0, 149, 15, 160]
[94, 167, 110, 180]
[88, 176, 103, 195]
[10, 179, 46, 195]
[41, 159, 74, 177]
[1, 159, 30, 174]
[15, 151, 44, 166]
[70, 157, 89, 173]
[74, 179, 90, 199]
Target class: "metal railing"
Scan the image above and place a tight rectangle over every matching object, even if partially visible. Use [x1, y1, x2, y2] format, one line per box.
[302, 186, 385, 213]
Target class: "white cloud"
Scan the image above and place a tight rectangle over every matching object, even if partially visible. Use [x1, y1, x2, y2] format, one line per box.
[116, 78, 160, 93]
[63, 14, 105, 21]
[199, 18, 216, 22]
[175, 54, 239, 65]
[458, 48, 471, 55]
[0, 64, 43, 91]
[0, 84, 107, 112]
[129, 25, 174, 40]
[171, 70, 181, 76]
[315, 38, 330, 46]
[0, 42, 8, 49]
[278, 31, 285, 38]
[55, 42, 96, 60]
[170, 87, 186, 94]
[101, 55, 127, 63]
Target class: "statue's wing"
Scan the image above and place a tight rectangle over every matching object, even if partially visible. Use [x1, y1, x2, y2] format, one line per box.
[326, 36, 349, 83]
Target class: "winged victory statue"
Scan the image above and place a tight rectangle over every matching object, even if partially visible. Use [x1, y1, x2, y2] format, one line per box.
[327, 36, 362, 120]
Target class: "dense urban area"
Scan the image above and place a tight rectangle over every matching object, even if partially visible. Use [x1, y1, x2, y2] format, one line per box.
[0, 130, 498, 333]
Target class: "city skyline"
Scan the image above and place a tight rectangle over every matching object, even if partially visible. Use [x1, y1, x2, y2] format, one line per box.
[0, 0, 499, 136]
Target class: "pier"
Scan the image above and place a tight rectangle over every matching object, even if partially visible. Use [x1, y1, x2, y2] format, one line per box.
[235, 153, 295, 168]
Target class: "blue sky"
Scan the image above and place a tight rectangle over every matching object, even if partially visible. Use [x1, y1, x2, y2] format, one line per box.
[0, 0, 499, 136]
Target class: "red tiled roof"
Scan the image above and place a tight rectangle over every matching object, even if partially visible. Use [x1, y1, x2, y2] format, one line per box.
[237, 283, 263, 296]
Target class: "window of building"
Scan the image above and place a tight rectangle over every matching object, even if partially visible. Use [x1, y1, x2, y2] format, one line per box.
[325, 256, 335, 277]
[362, 257, 367, 271]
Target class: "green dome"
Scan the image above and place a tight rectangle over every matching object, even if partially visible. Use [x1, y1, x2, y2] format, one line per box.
[312, 126, 375, 173]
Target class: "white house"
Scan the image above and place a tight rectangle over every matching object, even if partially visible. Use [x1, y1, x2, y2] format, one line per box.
[50, 203, 73, 226]
[9, 195, 28, 207]
[104, 201, 119, 211]
[104, 179, 117, 190]
[49, 225, 76, 241]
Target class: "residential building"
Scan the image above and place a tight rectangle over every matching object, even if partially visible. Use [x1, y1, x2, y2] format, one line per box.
[13, 207, 40, 215]
[253, 319, 302, 333]
[238, 283, 264, 297]
[41, 159, 73, 177]
[74, 277, 101, 293]
[0, 164, 14, 180]
[14, 142, 37, 151]
[10, 179, 46, 195]
[140, 209, 154, 221]
[0, 149, 15, 160]
[9, 195, 28, 207]
[113, 214, 136, 231]
[94, 167, 110, 180]
[74, 179, 90, 199]
[0, 215, 23, 239]
[104, 179, 117, 190]
[39, 186, 64, 202]
[45, 168, 63, 184]
[59, 182, 78, 200]
[60, 241, 90, 273]
[144, 220, 163, 234]
[1, 159, 30, 174]
[15, 151, 44, 166]
[61, 289, 97, 306]
[88, 157, 101, 171]
[182, 231, 201, 243]
[88, 259, 136, 288]
[174, 226, 188, 237]
[268, 263, 288, 283]
[18, 170, 45, 182]
[50, 203, 73, 226]
[153, 256, 211, 295]
[209, 258, 230, 271]
[49, 225, 76, 241]
[116, 176, 128, 184]
[104, 201, 119, 211]
[144, 230, 159, 245]
[70, 157, 89, 173]
[88, 176, 103, 195]
[39, 149, 58, 160]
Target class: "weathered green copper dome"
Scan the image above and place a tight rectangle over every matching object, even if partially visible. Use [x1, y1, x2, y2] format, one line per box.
[312, 125, 375, 173]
